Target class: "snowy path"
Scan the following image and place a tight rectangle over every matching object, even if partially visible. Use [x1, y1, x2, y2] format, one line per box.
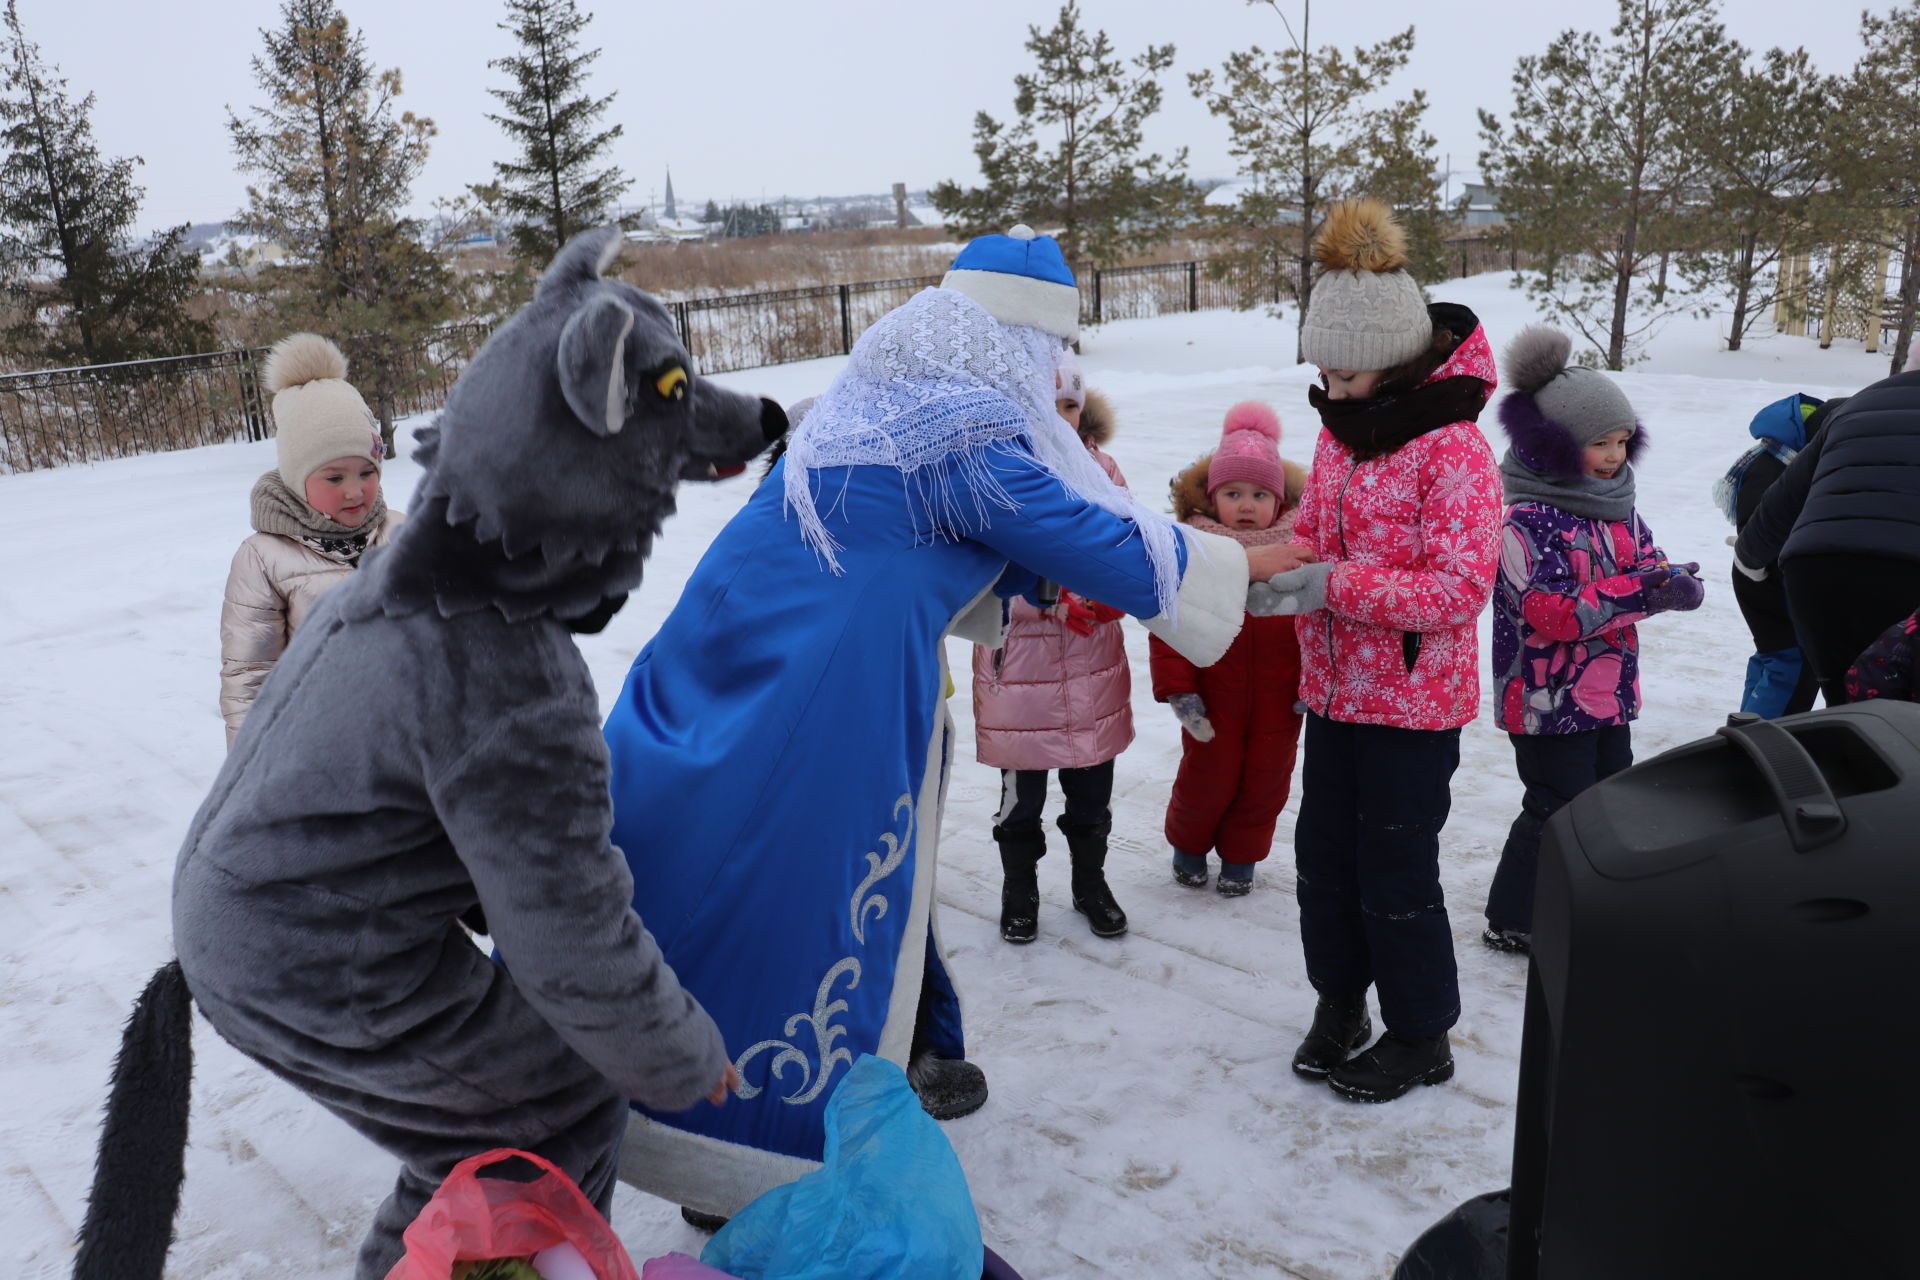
[0, 276, 1891, 1278]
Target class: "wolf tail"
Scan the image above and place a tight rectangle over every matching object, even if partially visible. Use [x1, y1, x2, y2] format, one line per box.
[72, 959, 194, 1280]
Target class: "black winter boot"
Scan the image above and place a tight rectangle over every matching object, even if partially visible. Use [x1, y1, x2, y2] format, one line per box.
[680, 1206, 730, 1233]
[1061, 818, 1127, 938]
[994, 827, 1046, 944]
[908, 1051, 990, 1120]
[1290, 993, 1373, 1079]
[1327, 1030, 1454, 1102]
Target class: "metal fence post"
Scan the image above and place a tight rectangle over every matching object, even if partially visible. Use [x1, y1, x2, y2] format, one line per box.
[1093, 270, 1103, 326]
[1188, 261, 1199, 312]
[839, 283, 852, 354]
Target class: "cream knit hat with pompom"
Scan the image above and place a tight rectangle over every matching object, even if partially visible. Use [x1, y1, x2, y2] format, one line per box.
[267, 333, 384, 492]
[1300, 198, 1432, 372]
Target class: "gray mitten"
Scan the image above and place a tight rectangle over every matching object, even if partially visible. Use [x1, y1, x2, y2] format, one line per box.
[1168, 692, 1215, 742]
[1265, 561, 1334, 615]
[1247, 580, 1288, 616]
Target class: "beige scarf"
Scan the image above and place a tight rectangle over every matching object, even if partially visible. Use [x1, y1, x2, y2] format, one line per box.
[250, 470, 387, 563]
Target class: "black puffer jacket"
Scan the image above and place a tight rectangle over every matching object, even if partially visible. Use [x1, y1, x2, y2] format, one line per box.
[1736, 372, 1920, 569]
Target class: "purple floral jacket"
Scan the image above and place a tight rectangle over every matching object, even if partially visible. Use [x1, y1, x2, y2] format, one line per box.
[1494, 502, 1669, 735]
[1847, 609, 1920, 703]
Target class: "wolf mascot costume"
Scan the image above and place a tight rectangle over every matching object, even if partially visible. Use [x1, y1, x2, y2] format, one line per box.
[603, 227, 1258, 1216]
[73, 229, 785, 1280]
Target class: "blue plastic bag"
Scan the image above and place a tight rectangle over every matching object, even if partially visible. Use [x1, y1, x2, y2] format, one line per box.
[702, 1055, 984, 1280]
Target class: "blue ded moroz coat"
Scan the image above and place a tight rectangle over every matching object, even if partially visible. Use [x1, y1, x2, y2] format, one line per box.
[604, 443, 1248, 1215]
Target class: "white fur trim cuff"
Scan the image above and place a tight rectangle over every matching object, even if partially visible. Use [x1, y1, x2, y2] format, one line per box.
[940, 269, 1081, 342]
[619, 1111, 819, 1217]
[1140, 527, 1248, 667]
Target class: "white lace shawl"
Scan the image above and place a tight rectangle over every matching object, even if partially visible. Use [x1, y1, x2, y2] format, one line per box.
[782, 287, 1184, 619]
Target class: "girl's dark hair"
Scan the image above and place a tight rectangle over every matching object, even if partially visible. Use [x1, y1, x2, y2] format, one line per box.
[1374, 302, 1477, 397]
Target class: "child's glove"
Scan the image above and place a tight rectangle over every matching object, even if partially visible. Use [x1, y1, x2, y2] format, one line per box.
[1248, 562, 1333, 616]
[1059, 591, 1124, 636]
[1644, 563, 1705, 613]
[1168, 693, 1215, 742]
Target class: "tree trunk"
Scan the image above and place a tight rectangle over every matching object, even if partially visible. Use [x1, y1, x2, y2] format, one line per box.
[1296, 208, 1313, 365]
[1891, 216, 1920, 377]
[1727, 232, 1757, 352]
[1608, 214, 1638, 372]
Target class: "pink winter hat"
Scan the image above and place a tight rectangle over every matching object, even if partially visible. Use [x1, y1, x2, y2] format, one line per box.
[1207, 401, 1286, 496]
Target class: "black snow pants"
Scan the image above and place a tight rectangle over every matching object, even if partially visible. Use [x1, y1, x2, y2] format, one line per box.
[1486, 725, 1633, 934]
[1293, 713, 1462, 1039]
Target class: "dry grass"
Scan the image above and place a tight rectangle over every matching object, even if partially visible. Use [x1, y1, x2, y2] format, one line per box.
[614, 228, 958, 299]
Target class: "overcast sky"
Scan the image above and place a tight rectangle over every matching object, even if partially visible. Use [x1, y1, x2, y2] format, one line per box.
[23, 0, 1894, 231]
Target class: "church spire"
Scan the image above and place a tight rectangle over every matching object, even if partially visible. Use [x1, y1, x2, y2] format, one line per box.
[663, 166, 677, 222]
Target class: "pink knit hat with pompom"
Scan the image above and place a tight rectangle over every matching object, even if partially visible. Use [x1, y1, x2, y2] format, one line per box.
[1207, 401, 1285, 497]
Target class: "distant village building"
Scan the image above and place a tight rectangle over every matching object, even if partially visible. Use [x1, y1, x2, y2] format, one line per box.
[1458, 182, 1504, 229]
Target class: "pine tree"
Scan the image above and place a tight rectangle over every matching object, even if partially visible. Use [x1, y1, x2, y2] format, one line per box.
[1358, 91, 1449, 287]
[1189, 1, 1426, 361]
[0, 0, 210, 367]
[1830, 2, 1920, 374]
[1678, 46, 1836, 351]
[930, 1, 1189, 267]
[480, 0, 629, 264]
[1479, 0, 1738, 369]
[228, 0, 450, 443]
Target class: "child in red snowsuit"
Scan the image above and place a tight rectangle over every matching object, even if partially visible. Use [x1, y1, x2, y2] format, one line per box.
[1150, 402, 1307, 895]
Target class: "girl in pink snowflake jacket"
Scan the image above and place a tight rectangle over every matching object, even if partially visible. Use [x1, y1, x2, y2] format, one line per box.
[1253, 199, 1502, 1104]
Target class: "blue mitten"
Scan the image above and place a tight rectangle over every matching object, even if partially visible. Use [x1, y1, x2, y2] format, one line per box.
[1168, 693, 1215, 742]
[1262, 561, 1334, 616]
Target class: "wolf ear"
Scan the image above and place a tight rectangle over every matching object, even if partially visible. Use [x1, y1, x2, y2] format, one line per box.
[538, 227, 623, 301]
[556, 294, 637, 437]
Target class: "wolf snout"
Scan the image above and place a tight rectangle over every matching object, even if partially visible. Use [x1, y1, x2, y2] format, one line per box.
[759, 397, 788, 444]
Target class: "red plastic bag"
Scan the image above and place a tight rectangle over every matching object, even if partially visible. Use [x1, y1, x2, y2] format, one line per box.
[385, 1148, 640, 1280]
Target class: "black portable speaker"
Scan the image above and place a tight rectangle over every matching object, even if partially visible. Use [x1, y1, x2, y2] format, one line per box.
[1399, 702, 1920, 1279]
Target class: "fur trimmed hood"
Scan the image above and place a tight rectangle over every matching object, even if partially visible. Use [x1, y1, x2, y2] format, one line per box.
[1170, 452, 1308, 522]
[1078, 387, 1116, 448]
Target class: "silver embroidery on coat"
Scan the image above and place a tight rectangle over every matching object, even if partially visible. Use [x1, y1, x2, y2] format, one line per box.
[851, 795, 914, 944]
[732, 793, 914, 1104]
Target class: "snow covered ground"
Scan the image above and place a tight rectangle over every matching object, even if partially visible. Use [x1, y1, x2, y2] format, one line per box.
[0, 276, 1894, 1279]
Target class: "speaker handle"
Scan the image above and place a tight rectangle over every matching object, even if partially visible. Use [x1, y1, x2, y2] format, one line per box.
[1714, 718, 1848, 852]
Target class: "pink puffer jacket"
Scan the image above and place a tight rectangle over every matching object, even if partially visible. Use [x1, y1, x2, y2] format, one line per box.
[972, 442, 1135, 771]
[1292, 326, 1503, 731]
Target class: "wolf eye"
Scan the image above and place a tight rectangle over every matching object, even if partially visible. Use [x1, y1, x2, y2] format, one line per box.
[654, 366, 689, 401]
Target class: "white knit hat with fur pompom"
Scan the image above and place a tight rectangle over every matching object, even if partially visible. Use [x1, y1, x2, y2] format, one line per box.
[267, 333, 384, 492]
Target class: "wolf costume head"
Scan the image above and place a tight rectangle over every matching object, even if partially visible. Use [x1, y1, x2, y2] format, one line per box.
[395, 228, 786, 624]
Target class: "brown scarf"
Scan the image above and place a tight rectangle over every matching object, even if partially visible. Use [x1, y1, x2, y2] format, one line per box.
[1309, 376, 1490, 462]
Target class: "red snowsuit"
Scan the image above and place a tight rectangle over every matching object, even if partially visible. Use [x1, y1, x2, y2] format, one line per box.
[1149, 454, 1308, 864]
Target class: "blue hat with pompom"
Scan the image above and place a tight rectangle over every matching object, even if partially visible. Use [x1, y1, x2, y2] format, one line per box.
[940, 224, 1080, 341]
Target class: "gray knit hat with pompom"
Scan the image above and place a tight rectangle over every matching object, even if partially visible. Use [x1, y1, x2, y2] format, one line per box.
[1496, 326, 1642, 478]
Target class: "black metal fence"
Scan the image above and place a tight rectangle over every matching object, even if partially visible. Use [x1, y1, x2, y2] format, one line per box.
[0, 260, 1292, 474]
[0, 348, 270, 473]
